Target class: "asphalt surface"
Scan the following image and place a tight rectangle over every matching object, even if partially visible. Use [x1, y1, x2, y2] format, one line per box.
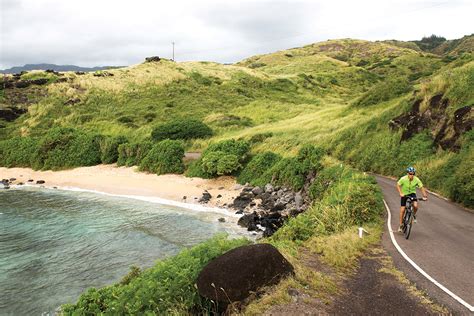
[376, 175, 474, 315]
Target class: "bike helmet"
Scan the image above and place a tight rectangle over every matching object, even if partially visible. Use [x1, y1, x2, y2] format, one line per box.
[406, 166, 416, 174]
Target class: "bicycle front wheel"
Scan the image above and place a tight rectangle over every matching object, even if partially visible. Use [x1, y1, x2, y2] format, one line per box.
[404, 211, 413, 239]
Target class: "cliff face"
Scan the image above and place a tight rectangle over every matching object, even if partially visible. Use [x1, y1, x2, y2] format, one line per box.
[390, 94, 472, 151]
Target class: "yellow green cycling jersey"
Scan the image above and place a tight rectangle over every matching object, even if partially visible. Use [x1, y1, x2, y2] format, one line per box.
[397, 175, 423, 195]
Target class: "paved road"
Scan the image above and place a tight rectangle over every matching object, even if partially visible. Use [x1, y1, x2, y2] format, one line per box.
[376, 175, 474, 314]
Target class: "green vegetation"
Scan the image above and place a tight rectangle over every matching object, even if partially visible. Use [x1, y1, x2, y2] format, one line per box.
[98, 135, 128, 164]
[1, 37, 473, 312]
[259, 145, 324, 191]
[117, 141, 153, 167]
[61, 234, 250, 315]
[188, 139, 250, 177]
[237, 151, 282, 186]
[151, 118, 213, 141]
[139, 139, 185, 175]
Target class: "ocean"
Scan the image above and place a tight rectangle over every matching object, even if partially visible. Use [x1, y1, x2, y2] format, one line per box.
[0, 186, 245, 315]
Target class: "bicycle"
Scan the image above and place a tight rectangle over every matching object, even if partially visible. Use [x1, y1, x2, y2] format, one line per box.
[402, 196, 425, 239]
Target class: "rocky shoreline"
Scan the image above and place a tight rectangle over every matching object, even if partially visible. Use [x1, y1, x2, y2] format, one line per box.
[198, 183, 309, 237]
[2, 168, 308, 238]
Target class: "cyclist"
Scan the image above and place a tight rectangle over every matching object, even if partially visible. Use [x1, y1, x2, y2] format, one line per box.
[396, 166, 428, 232]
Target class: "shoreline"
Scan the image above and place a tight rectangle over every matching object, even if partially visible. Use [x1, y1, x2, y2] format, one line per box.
[0, 165, 240, 216]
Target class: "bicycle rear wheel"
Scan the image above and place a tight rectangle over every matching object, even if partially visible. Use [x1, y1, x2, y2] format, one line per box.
[404, 209, 413, 239]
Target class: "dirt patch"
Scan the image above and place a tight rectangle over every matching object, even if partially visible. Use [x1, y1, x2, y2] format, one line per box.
[260, 247, 446, 315]
[328, 255, 433, 315]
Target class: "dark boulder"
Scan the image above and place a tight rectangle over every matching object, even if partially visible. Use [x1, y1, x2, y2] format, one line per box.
[30, 78, 49, 85]
[260, 212, 285, 237]
[252, 186, 263, 196]
[198, 191, 212, 203]
[237, 212, 258, 229]
[145, 56, 161, 63]
[27, 179, 34, 182]
[36, 180, 45, 184]
[232, 192, 253, 209]
[260, 192, 277, 210]
[93, 71, 113, 77]
[15, 80, 31, 88]
[197, 243, 294, 305]
[0, 107, 27, 122]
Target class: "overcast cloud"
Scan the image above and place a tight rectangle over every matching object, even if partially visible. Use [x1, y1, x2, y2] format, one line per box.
[0, 0, 473, 69]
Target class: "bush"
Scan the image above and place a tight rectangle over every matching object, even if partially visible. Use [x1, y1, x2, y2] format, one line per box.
[237, 152, 282, 186]
[99, 135, 128, 164]
[139, 140, 185, 175]
[117, 141, 153, 167]
[201, 151, 241, 176]
[61, 235, 250, 315]
[204, 139, 250, 160]
[0, 137, 39, 167]
[151, 119, 213, 142]
[184, 158, 212, 179]
[188, 139, 250, 177]
[260, 145, 325, 191]
[32, 127, 101, 170]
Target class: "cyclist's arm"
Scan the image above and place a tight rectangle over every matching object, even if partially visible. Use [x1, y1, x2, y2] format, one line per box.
[420, 187, 428, 200]
[396, 183, 404, 197]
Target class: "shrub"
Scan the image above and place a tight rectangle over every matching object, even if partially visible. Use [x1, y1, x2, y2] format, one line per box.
[151, 119, 213, 142]
[204, 139, 250, 161]
[61, 234, 250, 315]
[237, 152, 282, 186]
[32, 127, 101, 170]
[117, 141, 153, 167]
[248, 132, 273, 144]
[0, 137, 39, 167]
[99, 135, 128, 164]
[184, 158, 212, 179]
[260, 145, 325, 190]
[139, 140, 185, 175]
[201, 151, 241, 176]
[188, 139, 250, 177]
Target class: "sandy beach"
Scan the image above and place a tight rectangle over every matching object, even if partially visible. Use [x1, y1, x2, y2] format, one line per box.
[0, 165, 240, 212]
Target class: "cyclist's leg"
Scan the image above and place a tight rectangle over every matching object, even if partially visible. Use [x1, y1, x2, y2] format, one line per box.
[412, 194, 419, 214]
[399, 206, 406, 226]
[400, 196, 407, 226]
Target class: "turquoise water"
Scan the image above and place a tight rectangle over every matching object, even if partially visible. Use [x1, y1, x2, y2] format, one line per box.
[0, 187, 243, 315]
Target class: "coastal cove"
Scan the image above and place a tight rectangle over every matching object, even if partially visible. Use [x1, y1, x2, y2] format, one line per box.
[0, 167, 250, 315]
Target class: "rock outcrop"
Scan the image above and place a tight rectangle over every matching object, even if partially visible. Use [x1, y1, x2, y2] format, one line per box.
[197, 244, 294, 306]
[389, 94, 473, 151]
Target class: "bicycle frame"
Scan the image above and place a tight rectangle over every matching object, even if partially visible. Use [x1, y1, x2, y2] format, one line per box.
[402, 197, 416, 239]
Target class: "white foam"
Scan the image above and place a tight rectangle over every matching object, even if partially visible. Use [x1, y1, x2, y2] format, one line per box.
[41, 185, 241, 218]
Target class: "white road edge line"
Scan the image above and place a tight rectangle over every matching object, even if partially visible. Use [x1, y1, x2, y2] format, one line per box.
[384, 199, 474, 312]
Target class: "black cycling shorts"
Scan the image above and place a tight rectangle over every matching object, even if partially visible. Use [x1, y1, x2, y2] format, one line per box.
[401, 193, 417, 206]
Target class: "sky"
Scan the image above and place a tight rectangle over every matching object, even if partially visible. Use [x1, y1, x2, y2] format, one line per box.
[0, 0, 473, 69]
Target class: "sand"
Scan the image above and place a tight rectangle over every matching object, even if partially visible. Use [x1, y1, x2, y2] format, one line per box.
[0, 165, 241, 213]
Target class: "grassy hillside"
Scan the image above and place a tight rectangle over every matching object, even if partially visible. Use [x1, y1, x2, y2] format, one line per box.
[1, 36, 473, 206]
[2, 36, 472, 314]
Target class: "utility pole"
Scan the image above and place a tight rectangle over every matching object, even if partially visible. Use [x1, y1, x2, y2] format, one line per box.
[172, 42, 175, 61]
